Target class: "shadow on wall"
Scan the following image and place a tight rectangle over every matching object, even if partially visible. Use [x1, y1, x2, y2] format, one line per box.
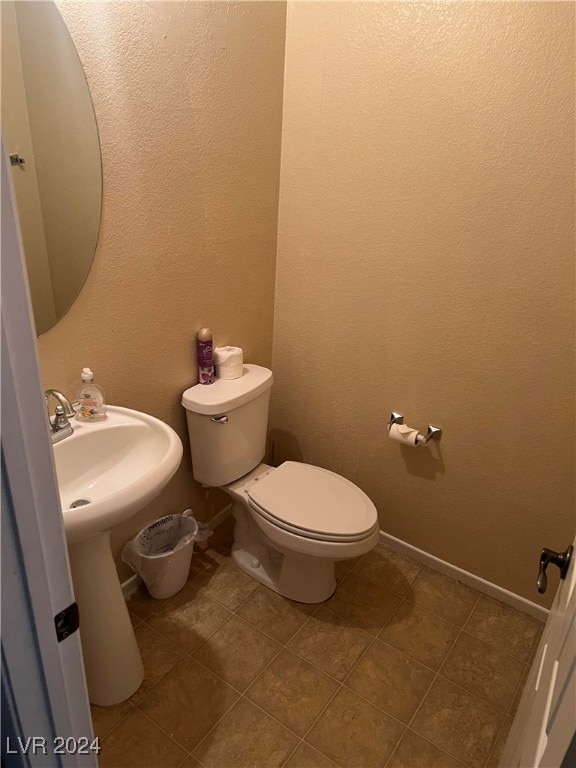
[269, 426, 445, 481]
[399, 443, 445, 481]
[268, 429, 304, 467]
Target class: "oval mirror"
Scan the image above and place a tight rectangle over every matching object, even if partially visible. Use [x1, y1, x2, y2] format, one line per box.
[1, 0, 102, 336]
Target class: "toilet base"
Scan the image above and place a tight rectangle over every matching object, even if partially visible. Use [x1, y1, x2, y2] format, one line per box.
[230, 504, 337, 603]
[231, 542, 337, 603]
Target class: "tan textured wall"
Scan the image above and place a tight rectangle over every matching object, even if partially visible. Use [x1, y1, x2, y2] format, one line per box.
[272, 1, 575, 604]
[16, 0, 102, 322]
[38, 1, 286, 577]
[1, 1, 56, 334]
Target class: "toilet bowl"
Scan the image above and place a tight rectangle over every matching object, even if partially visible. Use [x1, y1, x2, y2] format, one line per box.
[225, 461, 379, 602]
[182, 365, 379, 603]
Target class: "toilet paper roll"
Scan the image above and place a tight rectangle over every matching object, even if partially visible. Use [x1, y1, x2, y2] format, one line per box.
[214, 346, 244, 379]
[389, 422, 420, 446]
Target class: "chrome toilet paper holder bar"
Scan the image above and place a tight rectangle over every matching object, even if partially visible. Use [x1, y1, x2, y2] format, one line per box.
[388, 412, 442, 445]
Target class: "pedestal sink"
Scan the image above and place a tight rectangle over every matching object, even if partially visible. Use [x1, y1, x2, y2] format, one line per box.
[53, 406, 183, 706]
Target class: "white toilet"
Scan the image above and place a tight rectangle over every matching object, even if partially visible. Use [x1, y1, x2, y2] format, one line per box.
[182, 364, 379, 603]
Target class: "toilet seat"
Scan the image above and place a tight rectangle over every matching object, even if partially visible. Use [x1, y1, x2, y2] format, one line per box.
[248, 499, 379, 542]
[246, 461, 378, 543]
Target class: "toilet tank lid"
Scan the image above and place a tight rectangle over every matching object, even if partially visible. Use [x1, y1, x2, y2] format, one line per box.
[182, 364, 273, 415]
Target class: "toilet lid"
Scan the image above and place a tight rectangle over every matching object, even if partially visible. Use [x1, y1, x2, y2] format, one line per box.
[247, 461, 377, 539]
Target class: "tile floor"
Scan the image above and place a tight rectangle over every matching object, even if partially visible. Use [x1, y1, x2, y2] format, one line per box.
[92, 521, 543, 768]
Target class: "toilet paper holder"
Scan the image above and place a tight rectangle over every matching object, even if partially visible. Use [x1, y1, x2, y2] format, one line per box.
[388, 412, 442, 445]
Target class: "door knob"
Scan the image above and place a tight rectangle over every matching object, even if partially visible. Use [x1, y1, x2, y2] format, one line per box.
[537, 545, 573, 594]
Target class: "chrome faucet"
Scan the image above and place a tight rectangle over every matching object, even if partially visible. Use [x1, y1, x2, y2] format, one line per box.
[44, 389, 76, 443]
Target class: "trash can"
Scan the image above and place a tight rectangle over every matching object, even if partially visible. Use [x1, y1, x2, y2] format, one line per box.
[122, 511, 207, 599]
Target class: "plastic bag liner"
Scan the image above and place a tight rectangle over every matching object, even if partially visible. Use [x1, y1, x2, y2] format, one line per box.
[122, 511, 211, 599]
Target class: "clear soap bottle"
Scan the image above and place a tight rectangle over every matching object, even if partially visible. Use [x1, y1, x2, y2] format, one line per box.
[76, 367, 107, 421]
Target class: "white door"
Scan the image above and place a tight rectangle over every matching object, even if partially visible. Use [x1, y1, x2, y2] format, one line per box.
[501, 537, 576, 767]
[2, 144, 96, 766]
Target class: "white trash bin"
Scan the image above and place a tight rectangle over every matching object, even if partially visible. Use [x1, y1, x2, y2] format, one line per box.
[122, 511, 208, 599]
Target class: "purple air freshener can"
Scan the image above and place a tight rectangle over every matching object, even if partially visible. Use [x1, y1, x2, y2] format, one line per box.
[197, 328, 215, 385]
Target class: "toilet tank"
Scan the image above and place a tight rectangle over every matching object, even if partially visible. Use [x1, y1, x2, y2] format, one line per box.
[181, 364, 273, 487]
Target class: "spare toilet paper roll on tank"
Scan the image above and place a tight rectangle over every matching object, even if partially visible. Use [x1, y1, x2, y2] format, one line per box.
[213, 346, 244, 379]
[389, 422, 420, 446]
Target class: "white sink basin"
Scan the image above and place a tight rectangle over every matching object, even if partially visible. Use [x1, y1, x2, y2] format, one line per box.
[54, 405, 183, 543]
[53, 405, 183, 706]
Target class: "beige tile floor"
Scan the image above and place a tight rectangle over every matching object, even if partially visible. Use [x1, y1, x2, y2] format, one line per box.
[92, 521, 543, 768]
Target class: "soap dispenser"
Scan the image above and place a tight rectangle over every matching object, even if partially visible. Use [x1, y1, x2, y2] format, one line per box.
[76, 367, 107, 421]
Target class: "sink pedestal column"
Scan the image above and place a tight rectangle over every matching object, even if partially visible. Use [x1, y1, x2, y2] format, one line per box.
[68, 531, 144, 706]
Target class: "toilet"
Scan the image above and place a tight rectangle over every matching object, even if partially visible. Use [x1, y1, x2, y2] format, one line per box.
[182, 364, 379, 603]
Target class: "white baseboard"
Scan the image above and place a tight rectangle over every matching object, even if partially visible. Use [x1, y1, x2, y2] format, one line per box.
[380, 531, 548, 622]
[122, 515, 547, 622]
[122, 573, 141, 600]
[209, 503, 233, 529]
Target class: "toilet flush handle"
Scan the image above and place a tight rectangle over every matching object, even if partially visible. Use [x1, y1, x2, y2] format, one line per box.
[211, 415, 228, 424]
